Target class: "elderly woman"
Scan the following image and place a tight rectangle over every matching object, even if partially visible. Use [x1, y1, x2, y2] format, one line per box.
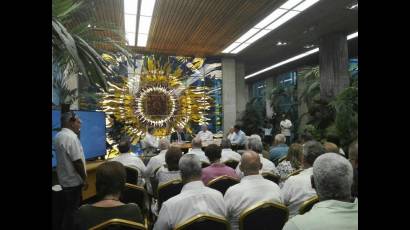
[74, 161, 143, 230]
[276, 143, 303, 181]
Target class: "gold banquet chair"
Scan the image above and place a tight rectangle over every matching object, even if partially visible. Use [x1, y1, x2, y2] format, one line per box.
[124, 166, 139, 185]
[174, 214, 230, 230]
[89, 218, 147, 230]
[299, 195, 319, 215]
[207, 175, 239, 195]
[120, 183, 149, 215]
[224, 160, 239, 169]
[239, 201, 289, 230]
[157, 179, 183, 211]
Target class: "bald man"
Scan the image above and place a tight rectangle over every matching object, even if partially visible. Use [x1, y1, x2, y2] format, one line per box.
[224, 151, 282, 230]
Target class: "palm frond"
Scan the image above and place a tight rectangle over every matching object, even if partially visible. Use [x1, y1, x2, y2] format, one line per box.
[52, 0, 82, 21]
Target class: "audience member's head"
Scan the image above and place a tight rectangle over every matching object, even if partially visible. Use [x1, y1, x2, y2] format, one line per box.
[234, 125, 241, 133]
[240, 150, 262, 176]
[326, 134, 341, 147]
[312, 153, 353, 202]
[300, 132, 313, 143]
[274, 134, 286, 145]
[159, 138, 170, 150]
[302, 140, 326, 168]
[204, 144, 222, 163]
[220, 138, 232, 149]
[201, 124, 208, 131]
[147, 127, 154, 134]
[179, 154, 202, 183]
[348, 140, 358, 168]
[96, 161, 126, 199]
[165, 146, 182, 171]
[118, 139, 131, 153]
[176, 126, 184, 133]
[323, 142, 339, 154]
[191, 137, 202, 149]
[287, 143, 303, 169]
[61, 111, 81, 134]
[246, 135, 263, 154]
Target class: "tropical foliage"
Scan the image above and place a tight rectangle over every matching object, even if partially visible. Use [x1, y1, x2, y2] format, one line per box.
[240, 97, 266, 136]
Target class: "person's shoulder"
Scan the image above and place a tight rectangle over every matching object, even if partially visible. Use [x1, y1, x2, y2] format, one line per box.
[122, 203, 142, 212]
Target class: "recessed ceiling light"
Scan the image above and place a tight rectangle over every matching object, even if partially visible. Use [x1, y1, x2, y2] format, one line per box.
[346, 2, 358, 10]
[303, 44, 315, 48]
[276, 41, 288, 46]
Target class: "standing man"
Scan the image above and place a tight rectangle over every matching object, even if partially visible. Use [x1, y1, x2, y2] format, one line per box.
[54, 111, 87, 230]
[141, 127, 159, 155]
[280, 114, 292, 146]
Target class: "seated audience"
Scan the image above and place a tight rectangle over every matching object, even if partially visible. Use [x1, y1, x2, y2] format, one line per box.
[281, 140, 325, 218]
[156, 147, 183, 186]
[224, 150, 282, 230]
[153, 154, 226, 230]
[74, 161, 143, 230]
[201, 144, 239, 185]
[326, 134, 345, 156]
[269, 134, 289, 163]
[236, 134, 279, 177]
[110, 139, 146, 186]
[220, 139, 241, 163]
[282, 153, 358, 230]
[323, 142, 340, 154]
[197, 124, 213, 142]
[348, 140, 358, 198]
[276, 143, 303, 181]
[144, 138, 170, 179]
[186, 137, 210, 164]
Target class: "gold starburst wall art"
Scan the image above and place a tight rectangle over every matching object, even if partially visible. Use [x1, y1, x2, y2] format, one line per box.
[100, 55, 213, 142]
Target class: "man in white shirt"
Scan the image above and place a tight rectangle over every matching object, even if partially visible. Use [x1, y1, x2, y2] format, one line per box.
[220, 139, 241, 163]
[225, 150, 283, 230]
[144, 138, 170, 194]
[186, 137, 210, 164]
[153, 154, 226, 230]
[281, 140, 325, 218]
[110, 139, 147, 186]
[283, 153, 358, 230]
[229, 125, 247, 146]
[54, 111, 87, 230]
[197, 124, 213, 142]
[235, 135, 278, 177]
[280, 114, 292, 146]
[141, 127, 159, 155]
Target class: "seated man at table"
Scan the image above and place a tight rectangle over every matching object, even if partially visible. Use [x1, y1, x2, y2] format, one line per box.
[186, 137, 210, 164]
[229, 125, 247, 149]
[153, 154, 226, 230]
[225, 150, 282, 230]
[201, 144, 239, 185]
[282, 153, 358, 230]
[197, 124, 213, 142]
[74, 161, 143, 230]
[170, 126, 186, 143]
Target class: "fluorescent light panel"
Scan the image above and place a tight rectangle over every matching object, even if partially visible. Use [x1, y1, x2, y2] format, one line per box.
[124, 0, 138, 14]
[140, 0, 156, 16]
[231, 43, 251, 54]
[137, 34, 148, 47]
[221, 0, 321, 54]
[136, 0, 156, 47]
[222, 42, 241, 53]
[244, 31, 358, 79]
[138, 16, 152, 34]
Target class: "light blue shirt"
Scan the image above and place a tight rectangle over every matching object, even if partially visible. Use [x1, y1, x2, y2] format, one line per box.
[283, 199, 358, 230]
[230, 130, 246, 145]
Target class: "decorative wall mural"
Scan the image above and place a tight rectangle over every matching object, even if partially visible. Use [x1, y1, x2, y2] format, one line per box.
[99, 54, 222, 142]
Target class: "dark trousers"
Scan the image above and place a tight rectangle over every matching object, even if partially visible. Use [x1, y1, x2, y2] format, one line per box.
[61, 185, 83, 230]
[285, 135, 291, 146]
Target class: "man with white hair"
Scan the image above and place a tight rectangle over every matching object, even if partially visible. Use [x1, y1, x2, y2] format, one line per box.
[269, 134, 289, 163]
[153, 154, 226, 230]
[197, 124, 213, 142]
[283, 153, 358, 230]
[186, 137, 210, 164]
[220, 138, 241, 163]
[281, 140, 325, 218]
[225, 150, 282, 230]
[144, 138, 170, 178]
[235, 134, 279, 177]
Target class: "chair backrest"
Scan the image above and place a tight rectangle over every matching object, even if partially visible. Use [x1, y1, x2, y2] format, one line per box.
[287, 168, 303, 178]
[120, 183, 148, 215]
[157, 179, 183, 211]
[239, 201, 288, 230]
[201, 161, 211, 168]
[175, 214, 230, 230]
[149, 166, 163, 198]
[278, 155, 287, 164]
[224, 160, 239, 169]
[89, 218, 147, 230]
[207, 175, 239, 195]
[261, 172, 280, 184]
[299, 195, 319, 215]
[124, 166, 139, 185]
